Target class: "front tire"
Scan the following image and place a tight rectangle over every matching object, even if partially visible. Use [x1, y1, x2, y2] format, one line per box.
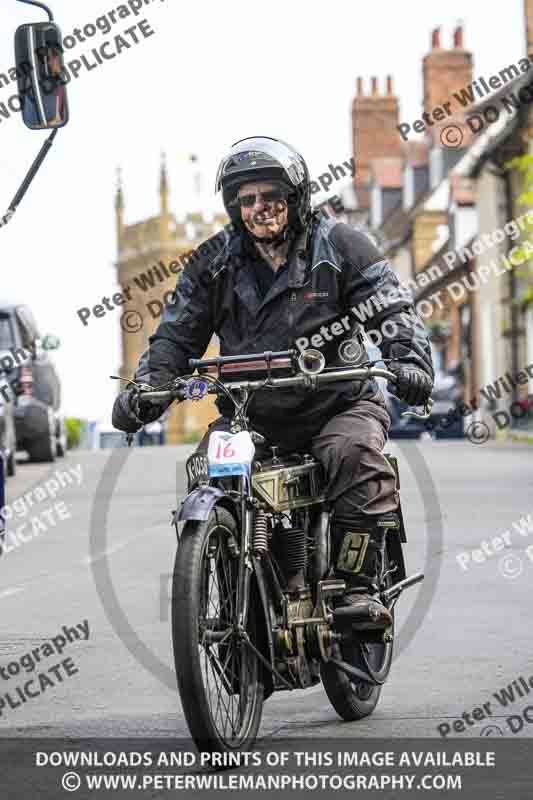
[172, 506, 264, 755]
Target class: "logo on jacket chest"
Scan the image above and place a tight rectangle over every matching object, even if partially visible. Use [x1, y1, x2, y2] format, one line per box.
[302, 290, 329, 301]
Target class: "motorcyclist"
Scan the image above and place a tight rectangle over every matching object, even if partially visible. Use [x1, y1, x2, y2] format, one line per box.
[112, 136, 434, 630]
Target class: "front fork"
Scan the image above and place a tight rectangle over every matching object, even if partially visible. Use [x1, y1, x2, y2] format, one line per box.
[235, 485, 254, 631]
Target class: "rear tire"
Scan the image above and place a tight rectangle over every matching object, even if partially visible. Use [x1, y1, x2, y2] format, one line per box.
[321, 549, 394, 721]
[28, 432, 56, 463]
[55, 418, 67, 458]
[172, 506, 264, 755]
[28, 410, 56, 463]
[6, 450, 16, 477]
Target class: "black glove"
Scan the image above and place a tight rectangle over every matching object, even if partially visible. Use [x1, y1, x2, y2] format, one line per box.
[388, 362, 433, 407]
[112, 387, 163, 434]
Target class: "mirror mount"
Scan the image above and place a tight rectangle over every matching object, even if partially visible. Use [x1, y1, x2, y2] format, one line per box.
[17, 0, 54, 22]
[1, 127, 58, 229]
[1, 0, 68, 230]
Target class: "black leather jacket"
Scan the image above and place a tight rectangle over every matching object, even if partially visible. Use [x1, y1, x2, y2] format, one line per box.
[132, 214, 433, 448]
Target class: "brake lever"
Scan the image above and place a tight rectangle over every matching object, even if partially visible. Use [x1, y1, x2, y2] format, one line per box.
[401, 398, 433, 421]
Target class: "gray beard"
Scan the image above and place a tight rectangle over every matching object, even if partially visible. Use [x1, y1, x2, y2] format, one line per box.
[247, 224, 290, 247]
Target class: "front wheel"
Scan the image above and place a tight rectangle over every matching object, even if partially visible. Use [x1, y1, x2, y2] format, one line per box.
[172, 506, 264, 755]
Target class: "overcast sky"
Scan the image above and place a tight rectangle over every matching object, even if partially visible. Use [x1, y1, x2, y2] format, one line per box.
[0, 0, 526, 425]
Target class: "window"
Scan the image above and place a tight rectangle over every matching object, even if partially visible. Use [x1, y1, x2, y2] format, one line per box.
[0, 315, 15, 350]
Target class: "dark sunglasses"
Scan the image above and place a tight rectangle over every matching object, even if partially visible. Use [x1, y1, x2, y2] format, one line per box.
[235, 189, 288, 208]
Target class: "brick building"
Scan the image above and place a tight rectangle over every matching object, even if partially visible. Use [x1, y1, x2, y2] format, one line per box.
[345, 25, 493, 400]
[345, 9, 533, 436]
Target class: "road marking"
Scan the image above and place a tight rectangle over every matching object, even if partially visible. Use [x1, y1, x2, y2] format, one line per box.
[0, 587, 25, 600]
[82, 540, 130, 566]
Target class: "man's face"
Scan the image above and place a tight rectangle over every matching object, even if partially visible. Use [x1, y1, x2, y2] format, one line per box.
[237, 181, 289, 240]
[48, 49, 61, 76]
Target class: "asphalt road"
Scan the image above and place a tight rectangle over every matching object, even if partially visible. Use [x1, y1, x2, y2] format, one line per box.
[1, 440, 532, 741]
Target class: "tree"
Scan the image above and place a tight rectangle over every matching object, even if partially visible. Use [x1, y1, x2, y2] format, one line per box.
[65, 418, 82, 450]
[506, 154, 533, 306]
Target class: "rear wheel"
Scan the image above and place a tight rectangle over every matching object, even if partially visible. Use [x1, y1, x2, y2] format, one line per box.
[28, 410, 56, 463]
[28, 432, 56, 463]
[55, 418, 67, 458]
[321, 549, 394, 721]
[172, 506, 264, 755]
[6, 449, 16, 477]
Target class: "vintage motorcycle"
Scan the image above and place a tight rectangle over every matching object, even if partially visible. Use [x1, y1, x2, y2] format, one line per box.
[131, 349, 431, 755]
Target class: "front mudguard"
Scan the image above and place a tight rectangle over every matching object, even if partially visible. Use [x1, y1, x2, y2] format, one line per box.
[177, 485, 227, 522]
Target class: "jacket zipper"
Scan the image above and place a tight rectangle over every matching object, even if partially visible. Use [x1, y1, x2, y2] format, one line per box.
[288, 291, 297, 348]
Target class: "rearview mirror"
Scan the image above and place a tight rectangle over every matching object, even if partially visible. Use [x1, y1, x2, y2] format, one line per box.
[14, 21, 69, 131]
[41, 334, 60, 350]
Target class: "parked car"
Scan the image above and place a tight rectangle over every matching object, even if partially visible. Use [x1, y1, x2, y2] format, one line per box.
[0, 447, 4, 555]
[0, 302, 65, 462]
[0, 393, 17, 476]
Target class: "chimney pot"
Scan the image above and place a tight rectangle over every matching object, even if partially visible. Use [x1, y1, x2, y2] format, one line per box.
[357, 76, 363, 96]
[453, 25, 463, 48]
[431, 27, 441, 49]
[371, 76, 378, 96]
[386, 75, 393, 95]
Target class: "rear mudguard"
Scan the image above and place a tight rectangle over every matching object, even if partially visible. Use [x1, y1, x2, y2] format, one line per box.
[386, 499, 407, 584]
[386, 529, 407, 584]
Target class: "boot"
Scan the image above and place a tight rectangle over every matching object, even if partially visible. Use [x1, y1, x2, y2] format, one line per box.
[331, 512, 399, 631]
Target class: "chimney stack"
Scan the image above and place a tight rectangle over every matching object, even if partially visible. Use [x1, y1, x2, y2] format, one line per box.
[351, 76, 402, 210]
[423, 25, 473, 119]
[525, 0, 533, 57]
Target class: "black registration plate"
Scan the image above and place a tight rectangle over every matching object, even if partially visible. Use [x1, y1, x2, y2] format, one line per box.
[186, 453, 209, 489]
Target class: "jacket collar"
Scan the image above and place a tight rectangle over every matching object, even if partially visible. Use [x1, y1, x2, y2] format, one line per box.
[222, 216, 331, 311]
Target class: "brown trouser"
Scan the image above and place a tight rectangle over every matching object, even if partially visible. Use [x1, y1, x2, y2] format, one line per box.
[196, 393, 399, 517]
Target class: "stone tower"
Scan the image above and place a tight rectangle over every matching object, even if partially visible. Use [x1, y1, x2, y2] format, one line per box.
[115, 155, 227, 443]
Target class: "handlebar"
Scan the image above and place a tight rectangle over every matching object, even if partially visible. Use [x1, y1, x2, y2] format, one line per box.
[137, 364, 433, 421]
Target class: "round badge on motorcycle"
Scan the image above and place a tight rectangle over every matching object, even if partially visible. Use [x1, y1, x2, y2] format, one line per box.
[185, 378, 208, 401]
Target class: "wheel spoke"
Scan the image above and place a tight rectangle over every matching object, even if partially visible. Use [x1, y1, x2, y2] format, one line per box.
[195, 523, 258, 746]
